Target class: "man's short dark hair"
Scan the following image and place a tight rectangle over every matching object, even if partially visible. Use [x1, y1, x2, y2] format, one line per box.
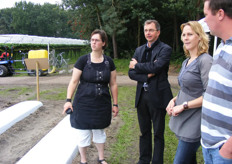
[204, 0, 232, 18]
[144, 20, 161, 31]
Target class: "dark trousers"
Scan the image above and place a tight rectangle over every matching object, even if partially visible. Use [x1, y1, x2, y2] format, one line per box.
[137, 91, 166, 164]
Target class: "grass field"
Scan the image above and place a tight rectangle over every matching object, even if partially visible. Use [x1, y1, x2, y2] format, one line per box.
[107, 86, 204, 164]
[0, 83, 204, 163]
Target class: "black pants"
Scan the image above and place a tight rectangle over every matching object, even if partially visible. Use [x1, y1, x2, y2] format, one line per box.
[137, 91, 166, 164]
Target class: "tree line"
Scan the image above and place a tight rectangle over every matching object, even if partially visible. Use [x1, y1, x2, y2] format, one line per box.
[0, 0, 204, 60]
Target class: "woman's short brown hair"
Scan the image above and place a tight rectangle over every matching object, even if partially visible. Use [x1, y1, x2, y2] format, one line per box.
[91, 29, 108, 49]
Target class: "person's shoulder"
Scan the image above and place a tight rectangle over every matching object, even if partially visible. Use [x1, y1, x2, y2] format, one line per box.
[104, 55, 116, 70]
[104, 55, 115, 64]
[104, 54, 112, 60]
[75, 54, 89, 65]
[135, 44, 146, 52]
[197, 53, 213, 69]
[159, 41, 171, 49]
[77, 54, 89, 62]
[158, 41, 172, 54]
[136, 44, 146, 49]
[79, 54, 89, 59]
[199, 53, 212, 61]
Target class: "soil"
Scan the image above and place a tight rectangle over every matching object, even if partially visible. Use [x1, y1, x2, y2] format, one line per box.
[0, 70, 178, 164]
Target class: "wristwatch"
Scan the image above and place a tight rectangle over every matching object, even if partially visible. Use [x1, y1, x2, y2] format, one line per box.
[183, 101, 189, 110]
[66, 98, 72, 102]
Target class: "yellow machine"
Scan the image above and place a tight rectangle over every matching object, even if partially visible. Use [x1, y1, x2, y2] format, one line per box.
[28, 50, 48, 59]
[27, 50, 48, 76]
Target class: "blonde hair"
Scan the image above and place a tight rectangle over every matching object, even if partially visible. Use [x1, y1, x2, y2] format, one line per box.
[181, 21, 209, 57]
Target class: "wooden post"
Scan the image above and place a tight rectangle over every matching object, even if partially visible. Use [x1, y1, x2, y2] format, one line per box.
[36, 62, 40, 101]
[24, 58, 48, 101]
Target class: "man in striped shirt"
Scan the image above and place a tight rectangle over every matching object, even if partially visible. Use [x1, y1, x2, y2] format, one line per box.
[201, 0, 232, 163]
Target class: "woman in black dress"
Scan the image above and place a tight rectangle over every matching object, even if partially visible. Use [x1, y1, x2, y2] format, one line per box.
[63, 29, 118, 164]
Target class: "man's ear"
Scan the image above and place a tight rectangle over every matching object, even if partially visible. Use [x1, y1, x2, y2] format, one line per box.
[218, 9, 225, 21]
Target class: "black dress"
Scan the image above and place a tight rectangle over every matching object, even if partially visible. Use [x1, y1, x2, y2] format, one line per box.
[70, 54, 116, 130]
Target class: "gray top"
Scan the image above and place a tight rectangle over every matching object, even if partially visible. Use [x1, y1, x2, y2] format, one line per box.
[169, 53, 212, 142]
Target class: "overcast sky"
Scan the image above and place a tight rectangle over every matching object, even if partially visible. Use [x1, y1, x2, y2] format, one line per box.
[0, 0, 62, 9]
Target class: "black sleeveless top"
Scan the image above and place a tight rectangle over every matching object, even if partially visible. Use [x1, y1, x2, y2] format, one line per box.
[70, 54, 116, 129]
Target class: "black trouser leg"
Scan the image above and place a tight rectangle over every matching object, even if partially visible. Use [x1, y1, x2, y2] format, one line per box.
[151, 107, 166, 164]
[137, 91, 152, 164]
[137, 91, 166, 164]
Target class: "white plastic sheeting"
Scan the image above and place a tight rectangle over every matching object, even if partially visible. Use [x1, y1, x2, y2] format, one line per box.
[198, 18, 217, 55]
[0, 101, 43, 135]
[198, 18, 210, 33]
[0, 34, 88, 45]
[17, 115, 79, 164]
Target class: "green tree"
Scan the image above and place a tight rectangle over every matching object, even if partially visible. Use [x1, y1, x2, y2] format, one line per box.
[11, 2, 34, 34]
[63, 0, 125, 58]
[63, 0, 102, 39]
[0, 8, 14, 34]
[162, 0, 204, 53]
[10, 1, 72, 37]
[129, 0, 158, 47]
[101, 0, 128, 59]
[0, 0, 205, 59]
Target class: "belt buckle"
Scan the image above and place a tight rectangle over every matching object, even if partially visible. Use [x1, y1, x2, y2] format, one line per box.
[144, 86, 148, 91]
[143, 82, 148, 91]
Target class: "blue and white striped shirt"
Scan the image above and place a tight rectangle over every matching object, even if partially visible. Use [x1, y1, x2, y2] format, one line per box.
[201, 37, 232, 148]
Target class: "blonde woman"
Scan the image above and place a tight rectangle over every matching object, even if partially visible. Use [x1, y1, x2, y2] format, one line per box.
[166, 21, 212, 164]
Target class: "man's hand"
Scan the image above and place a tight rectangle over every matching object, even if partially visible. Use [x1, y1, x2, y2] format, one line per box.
[129, 58, 138, 69]
[219, 137, 232, 159]
[148, 73, 155, 78]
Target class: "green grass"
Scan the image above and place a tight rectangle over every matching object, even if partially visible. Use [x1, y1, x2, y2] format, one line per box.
[108, 85, 204, 164]
[0, 86, 32, 97]
[108, 86, 139, 163]
[113, 59, 130, 75]
[39, 87, 67, 100]
[0, 82, 204, 163]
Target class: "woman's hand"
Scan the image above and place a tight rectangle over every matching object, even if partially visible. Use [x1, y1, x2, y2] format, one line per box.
[166, 98, 176, 116]
[112, 106, 119, 117]
[172, 105, 184, 116]
[62, 102, 73, 114]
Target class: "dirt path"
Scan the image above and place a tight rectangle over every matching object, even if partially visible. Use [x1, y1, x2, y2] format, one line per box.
[0, 74, 178, 164]
[0, 74, 178, 86]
